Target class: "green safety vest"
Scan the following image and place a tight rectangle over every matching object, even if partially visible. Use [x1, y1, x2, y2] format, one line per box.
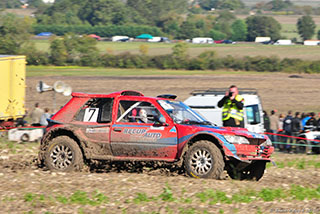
[222, 95, 244, 121]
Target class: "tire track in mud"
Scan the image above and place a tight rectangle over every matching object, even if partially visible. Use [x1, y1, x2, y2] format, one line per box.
[1, 153, 319, 188]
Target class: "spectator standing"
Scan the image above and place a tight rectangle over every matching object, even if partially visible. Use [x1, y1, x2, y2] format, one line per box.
[217, 85, 244, 127]
[278, 114, 285, 132]
[283, 111, 293, 153]
[30, 103, 44, 126]
[301, 113, 311, 131]
[263, 110, 270, 132]
[269, 110, 279, 144]
[291, 112, 301, 150]
[306, 112, 317, 130]
[40, 108, 51, 126]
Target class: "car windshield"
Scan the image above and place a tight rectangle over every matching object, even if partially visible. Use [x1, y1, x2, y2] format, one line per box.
[157, 100, 211, 125]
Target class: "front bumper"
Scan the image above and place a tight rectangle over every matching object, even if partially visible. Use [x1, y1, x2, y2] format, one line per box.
[223, 144, 274, 161]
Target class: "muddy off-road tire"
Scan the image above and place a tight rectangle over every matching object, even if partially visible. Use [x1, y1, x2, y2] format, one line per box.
[184, 140, 224, 179]
[44, 136, 84, 172]
[227, 161, 266, 181]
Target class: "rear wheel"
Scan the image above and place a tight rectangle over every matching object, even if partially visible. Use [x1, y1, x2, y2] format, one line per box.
[227, 161, 266, 181]
[44, 136, 83, 172]
[184, 140, 224, 179]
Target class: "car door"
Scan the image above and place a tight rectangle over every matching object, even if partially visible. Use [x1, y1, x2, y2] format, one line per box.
[73, 98, 113, 156]
[110, 98, 178, 160]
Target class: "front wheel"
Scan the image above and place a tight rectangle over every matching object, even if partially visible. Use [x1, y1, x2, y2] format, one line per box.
[44, 136, 84, 172]
[184, 140, 224, 179]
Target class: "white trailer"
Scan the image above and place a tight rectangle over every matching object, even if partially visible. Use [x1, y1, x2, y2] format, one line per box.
[184, 88, 265, 133]
[112, 36, 129, 42]
[148, 37, 162, 42]
[255, 37, 271, 43]
[192, 37, 214, 44]
[304, 40, 320, 46]
[274, 40, 292, 45]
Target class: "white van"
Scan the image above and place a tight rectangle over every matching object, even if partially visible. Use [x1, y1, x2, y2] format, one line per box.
[184, 88, 265, 133]
[274, 40, 292, 45]
[112, 36, 129, 42]
[192, 37, 214, 44]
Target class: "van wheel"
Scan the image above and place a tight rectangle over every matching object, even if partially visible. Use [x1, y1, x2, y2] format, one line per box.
[184, 140, 224, 179]
[227, 161, 266, 181]
[44, 136, 83, 172]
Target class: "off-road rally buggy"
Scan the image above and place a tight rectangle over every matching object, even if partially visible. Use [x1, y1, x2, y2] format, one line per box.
[38, 90, 274, 180]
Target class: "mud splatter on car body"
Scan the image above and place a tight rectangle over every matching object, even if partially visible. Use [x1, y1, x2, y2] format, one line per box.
[39, 90, 274, 180]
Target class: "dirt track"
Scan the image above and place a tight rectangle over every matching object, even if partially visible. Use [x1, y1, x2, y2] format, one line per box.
[26, 72, 320, 114]
[0, 142, 319, 214]
[1, 73, 319, 213]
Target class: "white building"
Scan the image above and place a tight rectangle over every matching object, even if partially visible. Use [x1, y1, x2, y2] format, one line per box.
[304, 40, 320, 46]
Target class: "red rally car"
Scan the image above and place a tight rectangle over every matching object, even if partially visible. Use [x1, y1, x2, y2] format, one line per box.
[38, 90, 274, 180]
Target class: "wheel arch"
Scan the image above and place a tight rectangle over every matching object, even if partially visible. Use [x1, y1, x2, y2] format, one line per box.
[178, 133, 226, 162]
[39, 127, 86, 165]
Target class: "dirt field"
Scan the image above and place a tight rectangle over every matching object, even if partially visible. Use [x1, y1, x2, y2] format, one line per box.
[0, 138, 319, 214]
[1, 72, 319, 213]
[26, 72, 320, 114]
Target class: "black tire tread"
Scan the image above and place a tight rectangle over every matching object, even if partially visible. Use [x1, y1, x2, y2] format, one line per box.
[184, 140, 225, 179]
[44, 136, 83, 172]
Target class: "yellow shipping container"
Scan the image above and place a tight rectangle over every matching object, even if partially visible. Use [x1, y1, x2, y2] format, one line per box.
[0, 55, 26, 121]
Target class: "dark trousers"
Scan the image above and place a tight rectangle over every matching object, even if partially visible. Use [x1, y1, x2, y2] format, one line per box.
[223, 118, 244, 128]
[285, 131, 292, 151]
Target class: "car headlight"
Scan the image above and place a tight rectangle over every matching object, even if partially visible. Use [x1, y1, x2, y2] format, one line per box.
[224, 135, 249, 144]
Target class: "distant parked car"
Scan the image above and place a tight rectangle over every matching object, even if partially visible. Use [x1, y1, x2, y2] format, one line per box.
[214, 40, 224, 44]
[119, 38, 130, 42]
[36, 32, 53, 37]
[261, 40, 274, 45]
[222, 40, 235, 44]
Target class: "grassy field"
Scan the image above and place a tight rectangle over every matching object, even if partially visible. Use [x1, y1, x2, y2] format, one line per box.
[236, 15, 320, 40]
[32, 39, 320, 60]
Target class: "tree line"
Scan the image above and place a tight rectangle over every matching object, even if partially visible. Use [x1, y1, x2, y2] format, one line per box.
[0, 12, 320, 74]
[1, 0, 319, 41]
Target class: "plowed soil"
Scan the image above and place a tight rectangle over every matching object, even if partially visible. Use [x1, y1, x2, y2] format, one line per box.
[0, 141, 319, 214]
[1, 73, 319, 213]
[26, 72, 320, 114]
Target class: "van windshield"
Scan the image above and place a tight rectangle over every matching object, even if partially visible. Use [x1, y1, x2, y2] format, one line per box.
[245, 104, 261, 125]
[157, 100, 211, 125]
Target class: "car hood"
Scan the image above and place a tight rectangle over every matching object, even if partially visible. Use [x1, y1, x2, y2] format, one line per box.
[188, 124, 267, 140]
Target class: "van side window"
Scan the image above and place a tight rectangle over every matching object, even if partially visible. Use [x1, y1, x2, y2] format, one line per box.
[74, 98, 113, 123]
[245, 104, 261, 125]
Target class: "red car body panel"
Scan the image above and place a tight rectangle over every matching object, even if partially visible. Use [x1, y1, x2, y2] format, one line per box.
[44, 90, 274, 163]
